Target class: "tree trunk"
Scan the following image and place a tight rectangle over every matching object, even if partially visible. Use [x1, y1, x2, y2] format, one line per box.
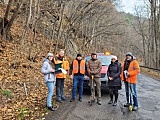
[54, 1, 65, 54]
[21, 0, 33, 46]
[0, 0, 12, 38]
[4, 1, 21, 37]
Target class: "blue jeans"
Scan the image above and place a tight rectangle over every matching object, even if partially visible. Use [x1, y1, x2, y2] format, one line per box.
[56, 78, 65, 101]
[46, 81, 55, 107]
[124, 81, 138, 107]
[71, 75, 84, 99]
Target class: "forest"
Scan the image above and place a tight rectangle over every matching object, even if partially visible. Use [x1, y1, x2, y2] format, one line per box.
[0, 0, 159, 119]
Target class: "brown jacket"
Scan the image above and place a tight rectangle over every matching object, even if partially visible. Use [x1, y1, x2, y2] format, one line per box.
[87, 58, 102, 78]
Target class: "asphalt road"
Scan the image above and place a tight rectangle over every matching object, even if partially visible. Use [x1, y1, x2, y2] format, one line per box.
[45, 74, 160, 120]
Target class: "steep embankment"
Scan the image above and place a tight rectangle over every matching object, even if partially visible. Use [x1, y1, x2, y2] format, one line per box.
[0, 4, 71, 120]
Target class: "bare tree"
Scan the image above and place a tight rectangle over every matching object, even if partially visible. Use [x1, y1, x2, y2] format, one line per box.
[133, 0, 160, 68]
[0, 0, 22, 39]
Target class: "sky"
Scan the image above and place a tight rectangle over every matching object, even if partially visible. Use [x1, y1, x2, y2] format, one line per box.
[118, 0, 150, 16]
[121, 0, 137, 14]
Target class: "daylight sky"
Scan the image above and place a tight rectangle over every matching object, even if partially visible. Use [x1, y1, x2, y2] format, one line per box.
[121, 0, 137, 14]
[118, 0, 149, 16]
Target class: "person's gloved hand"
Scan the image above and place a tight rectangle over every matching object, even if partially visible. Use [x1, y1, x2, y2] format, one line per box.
[126, 72, 130, 77]
[90, 71, 95, 75]
[84, 75, 89, 79]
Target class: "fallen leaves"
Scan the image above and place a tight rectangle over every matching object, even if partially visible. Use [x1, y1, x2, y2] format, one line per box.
[0, 3, 73, 119]
[0, 23, 72, 120]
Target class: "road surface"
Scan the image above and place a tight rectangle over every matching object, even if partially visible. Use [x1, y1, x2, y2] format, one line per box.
[45, 74, 160, 120]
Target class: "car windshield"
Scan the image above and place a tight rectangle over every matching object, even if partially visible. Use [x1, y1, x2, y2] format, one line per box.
[85, 55, 112, 66]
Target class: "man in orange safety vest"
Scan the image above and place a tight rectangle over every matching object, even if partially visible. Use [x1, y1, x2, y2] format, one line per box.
[69, 53, 87, 102]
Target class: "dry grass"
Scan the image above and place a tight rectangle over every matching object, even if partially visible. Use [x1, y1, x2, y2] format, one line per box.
[141, 67, 160, 80]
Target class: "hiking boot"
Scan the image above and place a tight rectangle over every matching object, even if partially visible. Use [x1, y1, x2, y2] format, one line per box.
[113, 101, 117, 106]
[132, 106, 138, 111]
[97, 100, 102, 105]
[108, 99, 113, 104]
[62, 97, 67, 101]
[88, 98, 95, 103]
[47, 106, 57, 111]
[70, 99, 75, 102]
[92, 98, 95, 103]
[78, 98, 82, 102]
[124, 103, 129, 107]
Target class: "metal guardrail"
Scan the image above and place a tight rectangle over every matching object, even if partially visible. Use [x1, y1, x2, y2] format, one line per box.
[140, 65, 160, 72]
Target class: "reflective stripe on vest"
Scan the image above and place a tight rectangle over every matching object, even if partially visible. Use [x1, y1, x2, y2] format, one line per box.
[72, 60, 85, 74]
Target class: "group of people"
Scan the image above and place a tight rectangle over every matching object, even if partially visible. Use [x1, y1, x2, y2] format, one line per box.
[107, 52, 140, 111]
[41, 49, 69, 111]
[41, 50, 140, 111]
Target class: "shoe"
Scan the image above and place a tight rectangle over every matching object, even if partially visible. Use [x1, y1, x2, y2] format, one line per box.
[124, 103, 129, 107]
[113, 101, 117, 106]
[62, 97, 67, 101]
[88, 98, 95, 103]
[47, 106, 57, 111]
[79, 98, 82, 102]
[132, 106, 138, 111]
[56, 100, 62, 103]
[97, 100, 102, 105]
[70, 99, 75, 102]
[92, 99, 95, 103]
[108, 99, 113, 104]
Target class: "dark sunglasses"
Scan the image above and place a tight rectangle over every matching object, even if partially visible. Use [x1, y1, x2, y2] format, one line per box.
[111, 58, 116, 60]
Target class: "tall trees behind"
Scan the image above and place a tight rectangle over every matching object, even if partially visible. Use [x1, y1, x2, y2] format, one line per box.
[134, 0, 160, 68]
[38, 0, 126, 57]
[2, 0, 159, 69]
[0, 0, 126, 57]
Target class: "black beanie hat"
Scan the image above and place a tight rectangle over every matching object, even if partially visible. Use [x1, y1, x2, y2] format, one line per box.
[77, 53, 82, 57]
[91, 53, 97, 56]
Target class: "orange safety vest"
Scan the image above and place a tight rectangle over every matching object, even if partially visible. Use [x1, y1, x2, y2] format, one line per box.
[121, 59, 140, 84]
[53, 56, 69, 78]
[72, 60, 85, 74]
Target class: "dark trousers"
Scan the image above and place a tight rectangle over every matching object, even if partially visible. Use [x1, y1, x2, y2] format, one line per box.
[56, 78, 65, 101]
[109, 86, 119, 102]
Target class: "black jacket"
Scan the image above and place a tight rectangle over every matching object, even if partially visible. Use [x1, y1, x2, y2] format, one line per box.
[107, 60, 121, 87]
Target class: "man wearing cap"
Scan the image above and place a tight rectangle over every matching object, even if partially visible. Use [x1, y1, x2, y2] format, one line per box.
[87, 53, 102, 105]
[69, 54, 87, 102]
[121, 52, 140, 111]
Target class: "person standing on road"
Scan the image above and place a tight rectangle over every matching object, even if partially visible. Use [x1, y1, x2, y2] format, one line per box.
[121, 52, 140, 111]
[69, 53, 87, 102]
[53, 49, 69, 103]
[41, 53, 57, 111]
[87, 53, 102, 105]
[107, 55, 122, 106]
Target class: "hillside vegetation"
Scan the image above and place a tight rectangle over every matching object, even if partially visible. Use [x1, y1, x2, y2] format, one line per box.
[0, 0, 159, 119]
[0, 3, 72, 120]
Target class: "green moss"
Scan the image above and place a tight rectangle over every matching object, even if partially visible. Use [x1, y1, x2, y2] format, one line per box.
[0, 89, 14, 99]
